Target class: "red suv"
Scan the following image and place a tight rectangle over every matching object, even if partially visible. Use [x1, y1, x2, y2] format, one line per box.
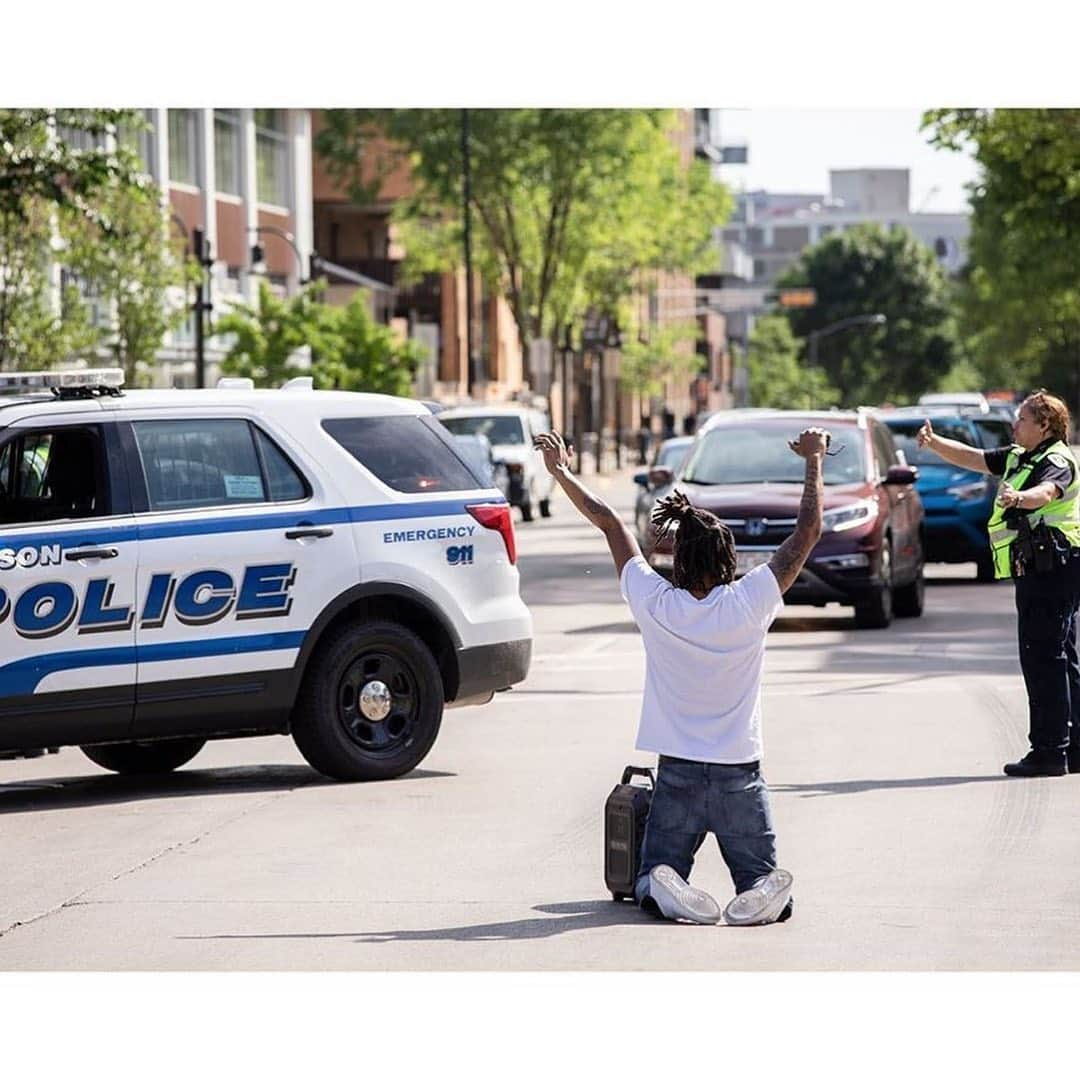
[641, 409, 925, 629]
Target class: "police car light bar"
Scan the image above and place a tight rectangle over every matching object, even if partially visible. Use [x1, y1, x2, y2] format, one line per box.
[0, 368, 125, 393]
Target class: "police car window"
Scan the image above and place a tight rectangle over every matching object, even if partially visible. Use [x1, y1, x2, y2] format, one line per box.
[133, 419, 267, 510]
[0, 426, 107, 525]
[322, 416, 482, 493]
[254, 427, 308, 502]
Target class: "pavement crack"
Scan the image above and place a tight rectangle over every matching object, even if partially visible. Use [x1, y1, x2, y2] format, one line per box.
[0, 788, 298, 942]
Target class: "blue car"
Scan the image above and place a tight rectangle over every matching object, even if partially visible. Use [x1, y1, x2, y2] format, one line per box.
[882, 409, 1014, 581]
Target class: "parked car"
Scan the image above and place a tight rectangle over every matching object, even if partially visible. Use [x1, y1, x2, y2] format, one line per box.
[449, 432, 510, 500]
[882, 407, 1012, 581]
[917, 391, 990, 414]
[641, 409, 925, 629]
[633, 436, 693, 542]
[438, 405, 555, 521]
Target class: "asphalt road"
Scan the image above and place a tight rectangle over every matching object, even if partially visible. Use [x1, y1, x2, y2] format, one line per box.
[1, 468, 1078, 971]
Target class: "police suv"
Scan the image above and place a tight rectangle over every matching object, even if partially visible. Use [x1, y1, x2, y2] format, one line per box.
[0, 369, 532, 781]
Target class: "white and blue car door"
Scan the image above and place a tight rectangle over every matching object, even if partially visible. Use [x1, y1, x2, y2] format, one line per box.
[126, 415, 353, 738]
[0, 418, 138, 748]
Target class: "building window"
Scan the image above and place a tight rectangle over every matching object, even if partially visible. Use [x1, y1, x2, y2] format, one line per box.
[168, 109, 199, 186]
[214, 109, 242, 196]
[118, 109, 154, 174]
[255, 109, 288, 206]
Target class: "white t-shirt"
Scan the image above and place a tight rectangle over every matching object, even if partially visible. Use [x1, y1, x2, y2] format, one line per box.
[619, 556, 784, 764]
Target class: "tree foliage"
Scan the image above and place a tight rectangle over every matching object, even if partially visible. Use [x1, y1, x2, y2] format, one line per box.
[0, 108, 187, 376]
[745, 314, 840, 409]
[923, 108, 1080, 405]
[776, 223, 957, 407]
[316, 109, 730, 350]
[216, 281, 422, 395]
[618, 320, 702, 400]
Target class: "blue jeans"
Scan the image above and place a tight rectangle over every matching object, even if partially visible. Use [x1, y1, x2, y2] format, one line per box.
[634, 756, 778, 903]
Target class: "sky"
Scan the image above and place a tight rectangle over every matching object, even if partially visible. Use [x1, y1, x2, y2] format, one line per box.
[714, 109, 980, 215]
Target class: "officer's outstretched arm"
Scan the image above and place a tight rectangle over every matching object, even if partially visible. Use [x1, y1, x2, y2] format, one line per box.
[915, 419, 990, 474]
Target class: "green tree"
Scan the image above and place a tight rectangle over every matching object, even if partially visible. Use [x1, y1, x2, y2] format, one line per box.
[316, 110, 730, 350]
[0, 108, 147, 369]
[214, 281, 336, 385]
[215, 281, 422, 394]
[745, 314, 840, 409]
[64, 184, 196, 385]
[315, 291, 424, 395]
[776, 223, 957, 407]
[618, 320, 703, 400]
[923, 109, 1080, 408]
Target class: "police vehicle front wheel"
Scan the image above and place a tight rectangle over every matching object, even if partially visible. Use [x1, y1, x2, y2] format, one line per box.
[80, 738, 206, 775]
[292, 620, 443, 782]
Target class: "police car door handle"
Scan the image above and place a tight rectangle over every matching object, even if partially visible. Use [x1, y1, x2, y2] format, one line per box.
[285, 527, 334, 540]
[65, 547, 119, 561]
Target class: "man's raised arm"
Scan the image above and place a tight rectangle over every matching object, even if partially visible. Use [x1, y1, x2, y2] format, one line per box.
[533, 431, 641, 578]
[768, 428, 828, 595]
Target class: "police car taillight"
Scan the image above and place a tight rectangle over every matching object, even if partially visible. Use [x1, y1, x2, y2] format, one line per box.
[467, 502, 517, 565]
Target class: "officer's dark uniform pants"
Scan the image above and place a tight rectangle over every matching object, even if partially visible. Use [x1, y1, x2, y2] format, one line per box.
[1014, 550, 1080, 755]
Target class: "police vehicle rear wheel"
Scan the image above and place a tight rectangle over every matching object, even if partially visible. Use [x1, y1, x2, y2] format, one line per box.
[80, 738, 206, 775]
[292, 620, 443, 782]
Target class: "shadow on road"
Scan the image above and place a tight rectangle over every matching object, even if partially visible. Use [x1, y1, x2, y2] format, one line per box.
[178, 899, 674, 945]
[772, 774, 1011, 798]
[0, 764, 455, 815]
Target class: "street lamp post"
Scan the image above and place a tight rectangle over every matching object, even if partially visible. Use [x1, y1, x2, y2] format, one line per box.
[806, 313, 887, 406]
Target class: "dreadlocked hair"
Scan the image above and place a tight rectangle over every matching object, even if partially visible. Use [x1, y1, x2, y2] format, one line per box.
[651, 489, 738, 591]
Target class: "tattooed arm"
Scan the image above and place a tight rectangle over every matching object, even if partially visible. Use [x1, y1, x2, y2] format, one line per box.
[768, 428, 828, 594]
[534, 431, 642, 578]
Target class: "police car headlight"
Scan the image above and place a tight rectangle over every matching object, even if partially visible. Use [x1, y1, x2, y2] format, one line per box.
[947, 478, 991, 502]
[823, 498, 878, 532]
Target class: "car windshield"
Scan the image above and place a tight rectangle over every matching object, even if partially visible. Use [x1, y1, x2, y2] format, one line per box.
[440, 415, 525, 445]
[973, 418, 1014, 449]
[885, 417, 975, 466]
[682, 423, 865, 485]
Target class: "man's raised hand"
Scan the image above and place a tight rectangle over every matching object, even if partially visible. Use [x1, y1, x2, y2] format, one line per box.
[533, 431, 572, 475]
[788, 427, 830, 460]
[916, 419, 934, 449]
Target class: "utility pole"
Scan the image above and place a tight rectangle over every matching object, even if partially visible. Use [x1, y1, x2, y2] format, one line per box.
[461, 108, 478, 398]
[191, 227, 214, 389]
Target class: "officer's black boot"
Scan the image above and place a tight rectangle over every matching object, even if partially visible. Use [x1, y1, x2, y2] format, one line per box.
[1004, 750, 1067, 777]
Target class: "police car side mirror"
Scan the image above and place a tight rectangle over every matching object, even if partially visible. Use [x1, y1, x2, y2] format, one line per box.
[885, 465, 918, 486]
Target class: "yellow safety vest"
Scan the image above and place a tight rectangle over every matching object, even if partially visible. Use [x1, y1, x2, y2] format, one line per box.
[987, 440, 1080, 580]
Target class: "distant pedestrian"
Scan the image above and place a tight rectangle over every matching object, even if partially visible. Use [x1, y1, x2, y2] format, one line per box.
[533, 426, 829, 924]
[917, 390, 1080, 776]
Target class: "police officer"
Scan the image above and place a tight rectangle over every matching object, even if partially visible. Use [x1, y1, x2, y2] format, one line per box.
[917, 390, 1080, 777]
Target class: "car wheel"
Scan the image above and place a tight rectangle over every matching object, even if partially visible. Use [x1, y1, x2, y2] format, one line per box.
[975, 552, 997, 582]
[539, 497, 552, 518]
[292, 620, 443, 781]
[854, 541, 894, 629]
[893, 565, 925, 617]
[80, 738, 206, 775]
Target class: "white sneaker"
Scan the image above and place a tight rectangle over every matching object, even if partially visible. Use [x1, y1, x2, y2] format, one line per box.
[723, 868, 794, 926]
[646, 865, 722, 925]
